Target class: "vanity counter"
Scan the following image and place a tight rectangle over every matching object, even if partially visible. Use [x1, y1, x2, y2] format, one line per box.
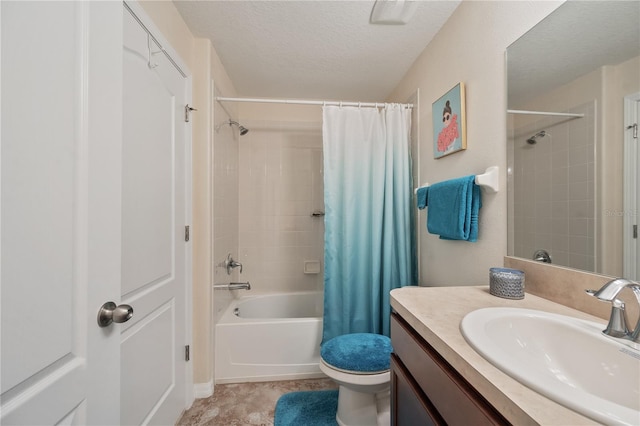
[390, 286, 602, 425]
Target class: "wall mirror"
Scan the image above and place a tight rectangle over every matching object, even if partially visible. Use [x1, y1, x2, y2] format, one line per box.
[506, 1, 640, 278]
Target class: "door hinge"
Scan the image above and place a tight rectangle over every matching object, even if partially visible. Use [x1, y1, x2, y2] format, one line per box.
[185, 104, 197, 123]
[185, 345, 190, 362]
[185, 225, 190, 242]
[634, 224, 638, 239]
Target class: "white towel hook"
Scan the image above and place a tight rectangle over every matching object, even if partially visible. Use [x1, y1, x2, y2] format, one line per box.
[147, 33, 161, 69]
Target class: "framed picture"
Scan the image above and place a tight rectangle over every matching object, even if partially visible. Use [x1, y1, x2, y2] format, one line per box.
[432, 82, 466, 159]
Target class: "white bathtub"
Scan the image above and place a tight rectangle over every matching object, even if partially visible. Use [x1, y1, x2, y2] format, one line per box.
[214, 292, 325, 383]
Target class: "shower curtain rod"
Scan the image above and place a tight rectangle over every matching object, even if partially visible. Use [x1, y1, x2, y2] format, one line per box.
[507, 109, 584, 118]
[216, 96, 413, 109]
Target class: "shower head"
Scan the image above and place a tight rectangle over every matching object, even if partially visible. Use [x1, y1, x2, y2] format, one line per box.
[229, 120, 249, 136]
[526, 130, 546, 145]
[215, 119, 249, 136]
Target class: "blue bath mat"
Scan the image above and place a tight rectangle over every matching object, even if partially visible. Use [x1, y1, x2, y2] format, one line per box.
[274, 389, 338, 426]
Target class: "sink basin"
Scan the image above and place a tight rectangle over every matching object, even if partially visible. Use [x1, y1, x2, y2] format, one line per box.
[460, 307, 640, 425]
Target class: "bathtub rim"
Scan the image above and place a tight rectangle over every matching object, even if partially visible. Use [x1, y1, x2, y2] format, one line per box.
[217, 290, 324, 325]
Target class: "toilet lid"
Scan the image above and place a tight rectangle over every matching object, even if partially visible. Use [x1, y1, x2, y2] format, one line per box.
[320, 333, 392, 374]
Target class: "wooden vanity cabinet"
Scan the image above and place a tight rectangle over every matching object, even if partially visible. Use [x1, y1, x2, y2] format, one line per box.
[390, 312, 510, 426]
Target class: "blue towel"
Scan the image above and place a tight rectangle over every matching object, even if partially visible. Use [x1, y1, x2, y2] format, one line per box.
[416, 186, 428, 209]
[426, 175, 482, 242]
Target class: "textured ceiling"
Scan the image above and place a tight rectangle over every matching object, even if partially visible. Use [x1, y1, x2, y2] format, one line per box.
[173, 0, 461, 102]
[507, 1, 640, 108]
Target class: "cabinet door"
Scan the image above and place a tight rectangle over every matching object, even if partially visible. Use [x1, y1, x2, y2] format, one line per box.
[391, 314, 509, 425]
[391, 355, 444, 426]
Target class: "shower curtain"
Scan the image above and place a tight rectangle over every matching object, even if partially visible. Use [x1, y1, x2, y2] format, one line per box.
[322, 104, 417, 343]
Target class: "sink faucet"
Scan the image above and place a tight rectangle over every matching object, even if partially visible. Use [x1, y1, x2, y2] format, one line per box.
[586, 278, 640, 343]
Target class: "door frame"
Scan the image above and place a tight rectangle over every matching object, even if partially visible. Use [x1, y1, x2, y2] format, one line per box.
[623, 91, 639, 279]
[123, 0, 194, 408]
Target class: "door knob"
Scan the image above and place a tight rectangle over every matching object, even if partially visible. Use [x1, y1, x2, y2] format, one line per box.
[97, 301, 134, 327]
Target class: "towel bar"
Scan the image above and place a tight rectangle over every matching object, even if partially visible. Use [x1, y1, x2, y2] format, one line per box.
[414, 166, 499, 194]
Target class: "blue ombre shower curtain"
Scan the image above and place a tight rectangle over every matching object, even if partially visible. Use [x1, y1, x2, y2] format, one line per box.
[322, 104, 417, 343]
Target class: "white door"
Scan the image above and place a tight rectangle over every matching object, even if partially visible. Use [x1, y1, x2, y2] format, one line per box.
[1, 2, 123, 425]
[120, 5, 189, 425]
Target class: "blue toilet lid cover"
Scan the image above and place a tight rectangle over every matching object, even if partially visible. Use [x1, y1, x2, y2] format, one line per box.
[320, 333, 392, 373]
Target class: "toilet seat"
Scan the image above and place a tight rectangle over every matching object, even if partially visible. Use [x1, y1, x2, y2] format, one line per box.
[320, 333, 392, 374]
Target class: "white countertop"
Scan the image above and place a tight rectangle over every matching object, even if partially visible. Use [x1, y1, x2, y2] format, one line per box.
[390, 286, 603, 425]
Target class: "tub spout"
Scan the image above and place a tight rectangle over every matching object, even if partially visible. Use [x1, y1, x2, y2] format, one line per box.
[229, 282, 251, 291]
[213, 282, 251, 291]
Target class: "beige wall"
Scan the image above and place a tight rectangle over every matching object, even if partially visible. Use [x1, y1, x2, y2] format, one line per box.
[138, 1, 195, 71]
[388, 1, 562, 286]
[601, 56, 640, 275]
[239, 103, 320, 122]
[191, 38, 213, 390]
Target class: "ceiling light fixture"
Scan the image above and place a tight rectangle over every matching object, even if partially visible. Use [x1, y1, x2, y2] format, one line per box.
[370, 0, 419, 25]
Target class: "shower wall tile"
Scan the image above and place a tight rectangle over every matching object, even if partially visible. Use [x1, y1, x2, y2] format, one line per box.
[513, 101, 595, 268]
[213, 111, 241, 326]
[238, 120, 324, 294]
[551, 183, 568, 202]
[568, 181, 590, 201]
[551, 233, 568, 252]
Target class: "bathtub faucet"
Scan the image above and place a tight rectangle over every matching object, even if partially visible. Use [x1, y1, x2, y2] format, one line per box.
[213, 282, 251, 291]
[225, 253, 243, 275]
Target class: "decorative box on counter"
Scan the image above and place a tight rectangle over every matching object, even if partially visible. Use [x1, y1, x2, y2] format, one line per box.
[489, 267, 525, 300]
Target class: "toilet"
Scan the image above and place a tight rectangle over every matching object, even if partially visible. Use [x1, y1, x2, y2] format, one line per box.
[319, 333, 393, 426]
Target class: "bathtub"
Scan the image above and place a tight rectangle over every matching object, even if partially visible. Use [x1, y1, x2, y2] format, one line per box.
[215, 291, 325, 383]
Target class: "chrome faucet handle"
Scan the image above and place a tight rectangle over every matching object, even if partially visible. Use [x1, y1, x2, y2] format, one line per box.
[533, 249, 552, 263]
[229, 260, 243, 274]
[603, 299, 629, 338]
[225, 253, 243, 275]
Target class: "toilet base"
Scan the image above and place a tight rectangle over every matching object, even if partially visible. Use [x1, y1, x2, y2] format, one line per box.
[335, 386, 390, 426]
[318, 346, 391, 426]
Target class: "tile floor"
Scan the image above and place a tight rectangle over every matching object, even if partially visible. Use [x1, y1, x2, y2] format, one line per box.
[177, 378, 337, 426]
